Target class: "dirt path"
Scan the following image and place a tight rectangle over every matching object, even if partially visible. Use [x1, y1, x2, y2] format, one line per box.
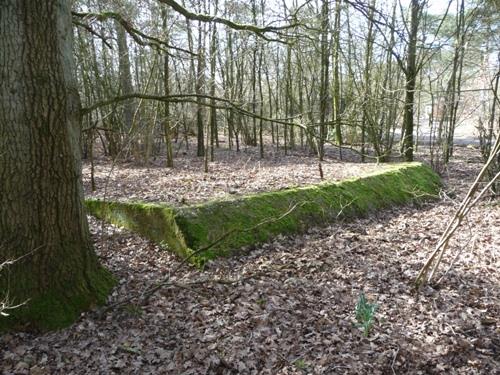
[1, 148, 498, 374]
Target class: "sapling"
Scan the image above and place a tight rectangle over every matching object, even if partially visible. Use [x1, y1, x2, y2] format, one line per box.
[355, 293, 377, 337]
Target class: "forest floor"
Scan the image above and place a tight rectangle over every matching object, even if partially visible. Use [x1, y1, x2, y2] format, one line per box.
[81, 144, 389, 205]
[1, 145, 499, 374]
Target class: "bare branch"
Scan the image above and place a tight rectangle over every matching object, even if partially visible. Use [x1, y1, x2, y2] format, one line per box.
[72, 11, 196, 56]
[72, 19, 114, 49]
[156, 0, 302, 36]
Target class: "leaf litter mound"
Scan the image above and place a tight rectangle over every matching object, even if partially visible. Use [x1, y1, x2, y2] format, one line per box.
[1, 147, 499, 374]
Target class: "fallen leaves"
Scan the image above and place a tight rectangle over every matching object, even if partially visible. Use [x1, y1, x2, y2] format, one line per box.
[82, 147, 387, 206]
[1, 147, 498, 374]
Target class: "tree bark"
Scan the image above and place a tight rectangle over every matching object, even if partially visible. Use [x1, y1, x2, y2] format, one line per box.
[360, 0, 376, 162]
[116, 19, 135, 133]
[209, 3, 218, 161]
[318, 0, 330, 161]
[332, 0, 343, 159]
[402, 0, 422, 162]
[162, 8, 174, 168]
[0, 0, 114, 331]
[196, 18, 206, 157]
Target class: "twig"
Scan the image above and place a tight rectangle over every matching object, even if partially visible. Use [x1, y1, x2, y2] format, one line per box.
[99, 202, 306, 314]
[0, 244, 46, 270]
[415, 132, 500, 286]
[391, 345, 400, 375]
[0, 300, 28, 317]
[336, 198, 356, 218]
[0, 245, 44, 316]
[196, 201, 307, 254]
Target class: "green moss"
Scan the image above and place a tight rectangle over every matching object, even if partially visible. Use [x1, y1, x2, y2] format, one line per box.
[85, 162, 441, 265]
[85, 200, 192, 260]
[0, 264, 115, 332]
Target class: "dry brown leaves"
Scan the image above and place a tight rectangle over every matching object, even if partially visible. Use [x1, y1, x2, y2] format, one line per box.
[82, 147, 387, 205]
[1, 146, 498, 374]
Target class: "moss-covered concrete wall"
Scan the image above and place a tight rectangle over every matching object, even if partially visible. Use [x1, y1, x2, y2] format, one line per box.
[85, 162, 440, 264]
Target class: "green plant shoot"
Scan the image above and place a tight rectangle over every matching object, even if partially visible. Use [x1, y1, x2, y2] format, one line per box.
[355, 293, 377, 337]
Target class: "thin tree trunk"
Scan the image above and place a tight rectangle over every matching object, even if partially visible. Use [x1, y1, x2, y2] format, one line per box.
[196, 17, 206, 157]
[445, 0, 467, 162]
[332, 0, 343, 159]
[225, 28, 234, 150]
[209, 2, 218, 162]
[258, 2, 265, 159]
[116, 20, 135, 133]
[360, 0, 376, 162]
[162, 9, 174, 167]
[318, 0, 330, 162]
[402, 0, 423, 162]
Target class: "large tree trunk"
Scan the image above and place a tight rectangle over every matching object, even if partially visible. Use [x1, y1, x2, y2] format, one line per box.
[0, 0, 114, 331]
